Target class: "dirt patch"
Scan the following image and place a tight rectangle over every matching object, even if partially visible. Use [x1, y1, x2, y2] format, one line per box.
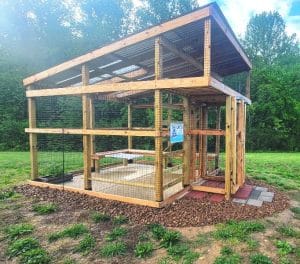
[15, 179, 289, 227]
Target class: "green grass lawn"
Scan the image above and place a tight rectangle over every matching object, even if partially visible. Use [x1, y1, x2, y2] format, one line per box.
[0, 152, 299, 190]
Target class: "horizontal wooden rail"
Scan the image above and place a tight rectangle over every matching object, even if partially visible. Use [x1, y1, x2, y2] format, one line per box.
[25, 128, 162, 137]
[89, 177, 155, 189]
[188, 129, 225, 136]
[191, 185, 225, 194]
[133, 103, 184, 110]
[26, 77, 209, 97]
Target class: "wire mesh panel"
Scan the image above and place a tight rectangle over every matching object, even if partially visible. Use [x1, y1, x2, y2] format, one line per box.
[37, 134, 83, 182]
[36, 96, 82, 128]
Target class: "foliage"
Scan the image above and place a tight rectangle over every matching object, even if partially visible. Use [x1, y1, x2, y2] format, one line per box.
[214, 246, 242, 264]
[160, 230, 182, 248]
[277, 225, 299, 238]
[290, 207, 300, 219]
[7, 237, 40, 257]
[113, 215, 128, 225]
[19, 248, 50, 264]
[134, 241, 154, 258]
[167, 243, 189, 260]
[32, 203, 57, 215]
[246, 239, 260, 251]
[249, 253, 272, 264]
[182, 251, 200, 264]
[100, 241, 127, 257]
[48, 224, 89, 242]
[74, 234, 96, 254]
[243, 11, 299, 65]
[105, 227, 127, 241]
[0, 189, 15, 200]
[90, 212, 110, 223]
[149, 223, 167, 240]
[5, 223, 34, 240]
[214, 220, 265, 241]
[275, 240, 294, 256]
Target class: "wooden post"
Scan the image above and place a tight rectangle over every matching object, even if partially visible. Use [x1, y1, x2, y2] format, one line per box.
[204, 18, 211, 77]
[246, 71, 251, 99]
[190, 106, 197, 181]
[237, 100, 245, 186]
[231, 97, 237, 191]
[28, 85, 38, 180]
[154, 37, 163, 202]
[128, 103, 133, 149]
[183, 96, 191, 186]
[199, 106, 208, 177]
[90, 96, 95, 168]
[225, 96, 237, 199]
[167, 94, 172, 152]
[215, 107, 221, 169]
[82, 65, 92, 190]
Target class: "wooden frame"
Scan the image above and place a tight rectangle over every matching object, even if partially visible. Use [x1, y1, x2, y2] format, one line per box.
[24, 2, 251, 206]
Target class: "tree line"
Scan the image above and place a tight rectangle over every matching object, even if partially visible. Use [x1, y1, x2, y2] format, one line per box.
[0, 0, 299, 151]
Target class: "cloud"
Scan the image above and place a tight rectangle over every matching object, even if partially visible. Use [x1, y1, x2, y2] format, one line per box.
[201, 0, 299, 40]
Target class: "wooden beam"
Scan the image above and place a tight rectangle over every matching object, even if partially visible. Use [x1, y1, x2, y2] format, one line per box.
[183, 96, 191, 186]
[237, 101, 245, 186]
[26, 77, 209, 97]
[27, 85, 38, 180]
[128, 103, 133, 149]
[231, 97, 237, 192]
[215, 107, 221, 168]
[210, 77, 251, 104]
[25, 128, 158, 137]
[90, 94, 95, 167]
[23, 7, 210, 86]
[191, 185, 225, 194]
[210, 4, 252, 70]
[199, 106, 208, 178]
[204, 18, 211, 77]
[225, 96, 232, 200]
[133, 103, 184, 110]
[188, 129, 225, 136]
[82, 65, 92, 190]
[154, 37, 163, 202]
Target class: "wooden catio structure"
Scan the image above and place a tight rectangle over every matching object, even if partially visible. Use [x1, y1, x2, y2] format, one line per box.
[24, 2, 251, 207]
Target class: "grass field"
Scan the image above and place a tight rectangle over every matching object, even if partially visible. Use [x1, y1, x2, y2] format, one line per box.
[0, 152, 299, 264]
[0, 152, 299, 191]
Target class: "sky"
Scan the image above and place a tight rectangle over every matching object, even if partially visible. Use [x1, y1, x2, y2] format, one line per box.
[134, 0, 300, 40]
[200, 0, 300, 40]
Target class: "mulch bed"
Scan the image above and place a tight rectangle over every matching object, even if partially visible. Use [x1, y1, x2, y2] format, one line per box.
[15, 179, 290, 227]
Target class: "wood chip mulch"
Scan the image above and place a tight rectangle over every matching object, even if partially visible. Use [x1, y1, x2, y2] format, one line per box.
[15, 179, 290, 227]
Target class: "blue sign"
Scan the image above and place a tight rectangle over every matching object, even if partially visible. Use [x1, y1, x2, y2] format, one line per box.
[170, 122, 184, 144]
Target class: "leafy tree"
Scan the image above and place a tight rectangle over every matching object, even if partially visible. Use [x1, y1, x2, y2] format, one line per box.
[242, 11, 299, 65]
[135, 0, 198, 29]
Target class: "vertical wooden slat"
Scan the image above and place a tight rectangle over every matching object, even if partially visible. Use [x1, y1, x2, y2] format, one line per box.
[225, 96, 232, 200]
[200, 106, 208, 177]
[191, 106, 197, 181]
[237, 100, 245, 186]
[215, 106, 221, 169]
[204, 18, 211, 77]
[90, 96, 95, 167]
[28, 85, 38, 180]
[82, 65, 92, 190]
[183, 97, 191, 186]
[154, 37, 163, 201]
[128, 103, 133, 149]
[231, 97, 237, 190]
